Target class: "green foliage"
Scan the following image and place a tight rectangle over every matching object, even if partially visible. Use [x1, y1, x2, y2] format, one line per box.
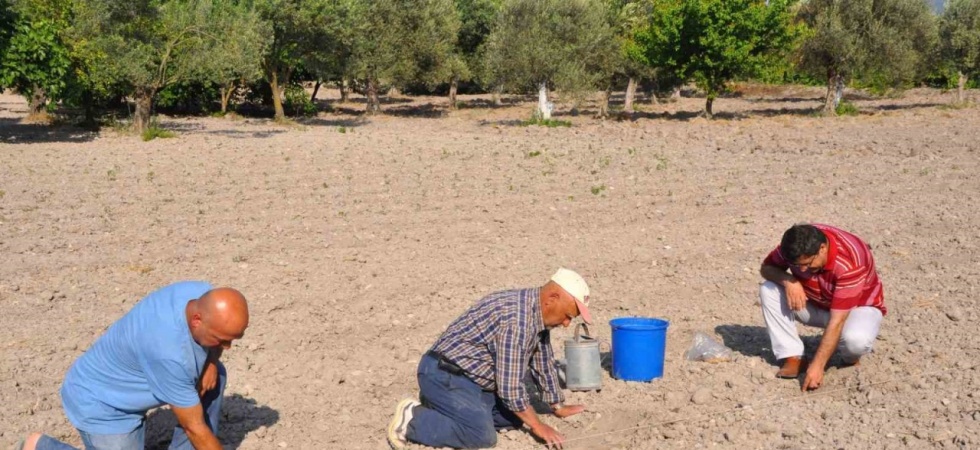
[452, 0, 499, 86]
[349, 0, 461, 91]
[288, 0, 357, 89]
[940, 0, 980, 77]
[683, 0, 799, 115]
[141, 121, 176, 141]
[204, 0, 271, 100]
[797, 0, 938, 108]
[834, 100, 859, 116]
[521, 117, 572, 127]
[0, 1, 15, 79]
[484, 0, 617, 96]
[0, 18, 71, 109]
[156, 80, 220, 114]
[283, 84, 317, 117]
[635, 0, 800, 114]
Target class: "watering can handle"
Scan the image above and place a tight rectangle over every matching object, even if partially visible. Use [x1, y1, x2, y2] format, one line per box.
[574, 323, 591, 342]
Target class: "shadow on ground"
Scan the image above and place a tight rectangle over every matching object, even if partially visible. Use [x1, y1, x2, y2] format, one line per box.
[0, 118, 99, 144]
[714, 324, 778, 366]
[145, 394, 279, 450]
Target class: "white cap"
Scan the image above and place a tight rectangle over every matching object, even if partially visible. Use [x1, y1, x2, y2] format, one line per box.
[551, 268, 592, 324]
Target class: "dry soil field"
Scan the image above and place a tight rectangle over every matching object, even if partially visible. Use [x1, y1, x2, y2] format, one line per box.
[1, 86, 979, 450]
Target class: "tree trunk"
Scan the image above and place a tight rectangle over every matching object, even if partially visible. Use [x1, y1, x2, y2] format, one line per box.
[310, 80, 322, 104]
[448, 77, 459, 110]
[704, 95, 714, 119]
[596, 88, 610, 119]
[366, 77, 381, 114]
[823, 69, 840, 116]
[269, 71, 285, 121]
[670, 86, 681, 100]
[220, 82, 235, 114]
[834, 75, 844, 108]
[133, 86, 155, 133]
[492, 85, 503, 106]
[28, 85, 47, 116]
[537, 82, 551, 120]
[958, 71, 967, 103]
[338, 79, 349, 103]
[624, 77, 637, 114]
[81, 89, 97, 127]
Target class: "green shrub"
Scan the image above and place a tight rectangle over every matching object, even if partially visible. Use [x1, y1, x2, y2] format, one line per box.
[520, 117, 572, 127]
[142, 121, 176, 141]
[835, 100, 859, 116]
[284, 85, 317, 117]
[156, 81, 220, 114]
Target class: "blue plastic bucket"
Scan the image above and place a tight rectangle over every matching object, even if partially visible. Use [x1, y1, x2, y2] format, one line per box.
[610, 317, 669, 382]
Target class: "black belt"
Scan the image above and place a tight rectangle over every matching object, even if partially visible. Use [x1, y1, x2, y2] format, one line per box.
[428, 351, 466, 376]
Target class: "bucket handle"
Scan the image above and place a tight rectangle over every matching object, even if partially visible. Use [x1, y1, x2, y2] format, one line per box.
[574, 323, 592, 342]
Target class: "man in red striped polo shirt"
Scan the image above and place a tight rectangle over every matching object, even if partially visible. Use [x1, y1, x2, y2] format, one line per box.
[759, 224, 886, 391]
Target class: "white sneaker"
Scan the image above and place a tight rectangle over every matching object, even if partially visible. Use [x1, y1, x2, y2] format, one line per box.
[387, 398, 420, 449]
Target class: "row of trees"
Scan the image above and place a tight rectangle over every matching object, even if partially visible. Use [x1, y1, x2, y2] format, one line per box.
[0, 0, 978, 130]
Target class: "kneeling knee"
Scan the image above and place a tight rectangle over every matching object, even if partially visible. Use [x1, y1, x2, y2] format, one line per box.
[460, 426, 497, 448]
[839, 332, 874, 358]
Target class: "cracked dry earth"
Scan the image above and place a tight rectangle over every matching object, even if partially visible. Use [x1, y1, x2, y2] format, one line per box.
[1, 86, 979, 449]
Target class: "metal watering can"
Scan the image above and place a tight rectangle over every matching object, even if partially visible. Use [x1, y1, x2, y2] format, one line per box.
[563, 323, 602, 391]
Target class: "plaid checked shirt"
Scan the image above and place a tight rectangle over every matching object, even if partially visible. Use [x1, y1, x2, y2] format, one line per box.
[430, 288, 564, 412]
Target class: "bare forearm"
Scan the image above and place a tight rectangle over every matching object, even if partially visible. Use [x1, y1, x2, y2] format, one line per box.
[812, 319, 845, 369]
[760, 265, 795, 286]
[184, 425, 223, 450]
[513, 407, 544, 430]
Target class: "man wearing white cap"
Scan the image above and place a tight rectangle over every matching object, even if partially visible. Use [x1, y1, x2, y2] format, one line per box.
[387, 268, 592, 449]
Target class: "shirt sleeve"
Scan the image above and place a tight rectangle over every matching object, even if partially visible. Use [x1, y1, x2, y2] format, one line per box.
[528, 330, 564, 406]
[141, 355, 200, 408]
[829, 266, 868, 311]
[762, 246, 789, 269]
[494, 324, 531, 412]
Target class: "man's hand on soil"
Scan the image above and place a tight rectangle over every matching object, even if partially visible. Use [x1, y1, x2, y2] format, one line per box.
[530, 423, 566, 449]
[801, 365, 824, 392]
[553, 404, 585, 419]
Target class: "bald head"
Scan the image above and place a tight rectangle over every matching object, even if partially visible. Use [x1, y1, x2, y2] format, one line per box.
[187, 287, 249, 349]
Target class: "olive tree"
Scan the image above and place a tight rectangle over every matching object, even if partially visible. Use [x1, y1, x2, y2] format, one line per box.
[940, 0, 980, 103]
[205, 0, 270, 114]
[445, 0, 499, 109]
[73, 0, 215, 132]
[483, 0, 616, 119]
[606, 0, 657, 113]
[797, 0, 938, 115]
[347, 0, 461, 114]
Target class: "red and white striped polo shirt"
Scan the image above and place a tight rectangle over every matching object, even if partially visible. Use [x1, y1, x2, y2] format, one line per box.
[763, 224, 886, 315]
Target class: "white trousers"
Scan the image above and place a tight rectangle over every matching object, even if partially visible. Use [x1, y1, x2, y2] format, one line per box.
[759, 281, 883, 362]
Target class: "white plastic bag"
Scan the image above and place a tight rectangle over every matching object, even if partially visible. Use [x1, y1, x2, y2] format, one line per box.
[685, 332, 734, 363]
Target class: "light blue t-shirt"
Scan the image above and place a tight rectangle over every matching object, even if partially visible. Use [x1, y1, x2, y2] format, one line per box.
[61, 281, 212, 434]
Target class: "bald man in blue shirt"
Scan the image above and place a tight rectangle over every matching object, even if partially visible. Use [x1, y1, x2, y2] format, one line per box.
[17, 282, 249, 450]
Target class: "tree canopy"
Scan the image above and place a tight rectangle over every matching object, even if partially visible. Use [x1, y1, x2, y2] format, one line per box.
[797, 0, 938, 114]
[940, 0, 980, 102]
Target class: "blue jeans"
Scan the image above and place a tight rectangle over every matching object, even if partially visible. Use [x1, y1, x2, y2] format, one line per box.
[407, 354, 522, 449]
[37, 365, 226, 450]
